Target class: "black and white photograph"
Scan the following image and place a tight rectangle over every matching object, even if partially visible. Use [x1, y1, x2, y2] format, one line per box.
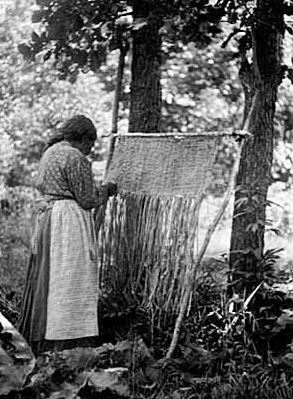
[1, 0, 293, 398]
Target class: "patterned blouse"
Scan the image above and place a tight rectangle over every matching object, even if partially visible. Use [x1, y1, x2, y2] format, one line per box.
[36, 141, 106, 209]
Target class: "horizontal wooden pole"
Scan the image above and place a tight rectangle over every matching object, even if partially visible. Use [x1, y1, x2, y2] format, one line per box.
[112, 130, 252, 138]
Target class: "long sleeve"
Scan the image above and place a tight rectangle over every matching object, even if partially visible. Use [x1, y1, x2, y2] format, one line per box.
[36, 141, 109, 209]
[66, 154, 100, 210]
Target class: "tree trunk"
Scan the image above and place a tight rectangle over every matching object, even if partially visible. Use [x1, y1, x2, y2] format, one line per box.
[120, 1, 162, 297]
[229, 0, 284, 293]
[129, 0, 162, 132]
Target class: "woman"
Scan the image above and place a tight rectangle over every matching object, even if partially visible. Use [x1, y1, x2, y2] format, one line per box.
[19, 115, 116, 355]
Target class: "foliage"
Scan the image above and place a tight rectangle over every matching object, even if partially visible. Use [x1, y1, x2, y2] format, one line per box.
[4, 254, 293, 398]
[229, 179, 288, 293]
[3, 2, 293, 396]
[0, 340, 133, 398]
[20, 0, 293, 79]
[5, 0, 293, 188]
[273, 76, 293, 186]
[161, 38, 243, 134]
[2, 230, 293, 399]
[0, 0, 114, 191]
[0, 312, 35, 395]
[0, 188, 34, 313]
[98, 292, 152, 347]
[18, 0, 229, 80]
[155, 264, 293, 398]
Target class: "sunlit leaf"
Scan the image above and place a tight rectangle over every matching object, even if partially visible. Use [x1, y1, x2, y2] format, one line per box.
[82, 367, 130, 397]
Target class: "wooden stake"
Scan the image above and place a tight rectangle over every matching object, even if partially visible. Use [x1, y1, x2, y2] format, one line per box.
[105, 47, 127, 175]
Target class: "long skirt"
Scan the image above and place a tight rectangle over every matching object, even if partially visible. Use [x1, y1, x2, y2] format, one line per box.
[19, 200, 99, 355]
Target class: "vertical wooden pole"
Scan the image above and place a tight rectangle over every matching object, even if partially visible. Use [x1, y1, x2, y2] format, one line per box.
[105, 48, 126, 175]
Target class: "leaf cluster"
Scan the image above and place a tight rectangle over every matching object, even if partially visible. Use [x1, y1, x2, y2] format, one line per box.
[18, 0, 257, 80]
[19, 0, 129, 80]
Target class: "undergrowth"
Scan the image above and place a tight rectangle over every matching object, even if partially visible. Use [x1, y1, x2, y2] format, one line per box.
[2, 192, 293, 398]
[0, 188, 34, 323]
[96, 249, 293, 399]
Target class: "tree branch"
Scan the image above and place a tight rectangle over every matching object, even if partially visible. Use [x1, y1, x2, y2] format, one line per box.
[221, 28, 246, 48]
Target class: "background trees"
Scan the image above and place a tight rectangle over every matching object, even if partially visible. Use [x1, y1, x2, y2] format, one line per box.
[2, 0, 293, 297]
[3, 2, 293, 393]
[0, 0, 116, 187]
[20, 0, 293, 292]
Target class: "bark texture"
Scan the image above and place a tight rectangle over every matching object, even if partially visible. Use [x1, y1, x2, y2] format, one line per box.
[122, 1, 163, 296]
[229, 0, 284, 289]
[129, 0, 162, 133]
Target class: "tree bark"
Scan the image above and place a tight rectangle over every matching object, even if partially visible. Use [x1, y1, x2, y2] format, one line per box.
[129, 0, 162, 132]
[229, 0, 284, 292]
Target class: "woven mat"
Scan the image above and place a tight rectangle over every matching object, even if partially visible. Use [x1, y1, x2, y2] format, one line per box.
[106, 134, 219, 198]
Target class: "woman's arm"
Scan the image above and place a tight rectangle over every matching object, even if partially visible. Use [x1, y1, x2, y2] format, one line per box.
[66, 154, 99, 209]
[96, 182, 118, 206]
[66, 151, 117, 210]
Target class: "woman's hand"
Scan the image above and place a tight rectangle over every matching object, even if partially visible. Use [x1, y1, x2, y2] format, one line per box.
[104, 181, 118, 197]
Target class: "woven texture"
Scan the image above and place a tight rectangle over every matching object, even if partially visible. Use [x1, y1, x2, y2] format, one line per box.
[96, 133, 232, 322]
[106, 135, 219, 198]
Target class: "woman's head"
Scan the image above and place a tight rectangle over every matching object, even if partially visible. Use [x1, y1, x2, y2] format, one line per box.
[60, 115, 97, 142]
[62, 115, 97, 155]
[44, 115, 97, 155]
[61, 115, 97, 143]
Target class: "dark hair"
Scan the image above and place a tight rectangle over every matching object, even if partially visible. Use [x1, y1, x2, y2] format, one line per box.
[61, 115, 97, 142]
[44, 115, 97, 151]
[44, 132, 64, 151]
